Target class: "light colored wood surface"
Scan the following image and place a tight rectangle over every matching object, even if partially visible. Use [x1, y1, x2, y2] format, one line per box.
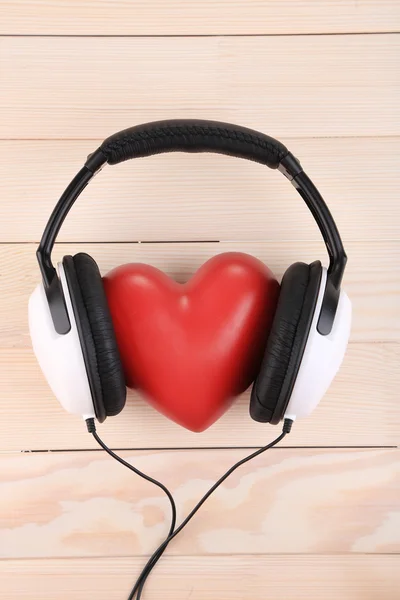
[1, 3, 398, 598]
[0, 241, 399, 450]
[1, 240, 399, 450]
[1, 137, 399, 243]
[1, 448, 398, 558]
[1, 555, 399, 600]
[1, 343, 399, 451]
[2, 241, 399, 349]
[1, 35, 399, 139]
[2, 1, 399, 35]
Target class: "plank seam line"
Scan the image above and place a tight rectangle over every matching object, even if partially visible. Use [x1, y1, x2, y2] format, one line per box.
[1, 552, 399, 562]
[1, 135, 400, 142]
[3, 239, 400, 245]
[2, 445, 397, 455]
[0, 31, 399, 39]
[2, 135, 400, 142]
[0, 240, 221, 245]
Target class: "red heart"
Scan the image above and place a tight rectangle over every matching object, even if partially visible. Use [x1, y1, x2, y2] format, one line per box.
[103, 253, 279, 432]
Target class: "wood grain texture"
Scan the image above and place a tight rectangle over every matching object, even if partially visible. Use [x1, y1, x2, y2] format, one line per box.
[2, 1, 399, 35]
[1, 35, 398, 139]
[1, 1, 399, 597]
[1, 137, 399, 243]
[1, 240, 399, 450]
[1, 448, 398, 558]
[1, 555, 399, 600]
[2, 241, 398, 349]
[1, 342, 399, 451]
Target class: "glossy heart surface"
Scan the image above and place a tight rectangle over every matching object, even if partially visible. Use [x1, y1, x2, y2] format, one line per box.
[103, 253, 279, 431]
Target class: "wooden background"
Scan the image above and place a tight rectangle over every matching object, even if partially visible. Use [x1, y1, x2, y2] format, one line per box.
[0, 2, 399, 598]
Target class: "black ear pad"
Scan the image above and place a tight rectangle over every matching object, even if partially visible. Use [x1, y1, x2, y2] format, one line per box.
[63, 253, 126, 422]
[250, 261, 322, 424]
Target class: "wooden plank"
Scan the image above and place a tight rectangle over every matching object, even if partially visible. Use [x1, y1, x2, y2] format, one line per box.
[0, 448, 398, 558]
[1, 35, 398, 139]
[1, 240, 398, 449]
[1, 241, 398, 349]
[1, 555, 399, 600]
[2, 1, 399, 35]
[1, 137, 399, 243]
[0, 343, 398, 451]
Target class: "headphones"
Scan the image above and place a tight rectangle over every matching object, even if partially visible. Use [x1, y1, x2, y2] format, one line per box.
[29, 119, 352, 427]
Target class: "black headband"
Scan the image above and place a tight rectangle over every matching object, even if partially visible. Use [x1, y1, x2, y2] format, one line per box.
[37, 119, 346, 336]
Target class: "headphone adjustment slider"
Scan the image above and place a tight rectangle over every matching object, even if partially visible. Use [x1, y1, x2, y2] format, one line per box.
[278, 153, 303, 182]
[85, 149, 108, 175]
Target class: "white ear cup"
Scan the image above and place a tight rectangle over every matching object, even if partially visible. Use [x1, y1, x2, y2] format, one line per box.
[28, 262, 95, 419]
[284, 267, 352, 420]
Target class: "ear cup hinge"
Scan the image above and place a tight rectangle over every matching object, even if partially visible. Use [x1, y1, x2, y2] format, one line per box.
[316, 275, 341, 335]
[43, 271, 71, 335]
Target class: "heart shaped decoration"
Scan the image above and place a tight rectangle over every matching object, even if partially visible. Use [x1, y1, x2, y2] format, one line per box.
[103, 253, 279, 432]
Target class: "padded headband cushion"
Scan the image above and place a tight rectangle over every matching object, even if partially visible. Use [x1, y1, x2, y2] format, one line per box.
[250, 261, 322, 424]
[63, 253, 126, 421]
[99, 119, 289, 168]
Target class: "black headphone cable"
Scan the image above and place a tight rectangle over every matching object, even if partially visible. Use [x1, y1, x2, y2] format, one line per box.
[86, 417, 176, 599]
[86, 417, 293, 599]
[128, 418, 292, 599]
